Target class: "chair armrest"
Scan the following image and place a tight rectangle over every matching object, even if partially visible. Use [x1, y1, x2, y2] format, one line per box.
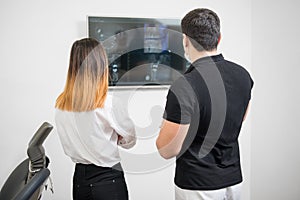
[13, 168, 50, 200]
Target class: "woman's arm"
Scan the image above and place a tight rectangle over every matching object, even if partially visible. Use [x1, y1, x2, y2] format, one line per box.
[111, 98, 136, 149]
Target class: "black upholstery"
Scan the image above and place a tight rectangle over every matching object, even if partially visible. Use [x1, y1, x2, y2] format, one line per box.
[0, 122, 53, 200]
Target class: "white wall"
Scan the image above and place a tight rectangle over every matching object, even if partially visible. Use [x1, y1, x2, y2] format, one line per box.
[251, 0, 300, 199]
[0, 0, 252, 199]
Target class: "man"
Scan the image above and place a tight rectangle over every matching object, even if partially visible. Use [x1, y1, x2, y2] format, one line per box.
[156, 8, 253, 200]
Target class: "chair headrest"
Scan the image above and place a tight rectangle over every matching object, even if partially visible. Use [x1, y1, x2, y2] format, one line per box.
[28, 122, 53, 148]
[27, 122, 53, 172]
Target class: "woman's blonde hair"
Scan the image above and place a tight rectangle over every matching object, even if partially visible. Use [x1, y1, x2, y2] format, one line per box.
[55, 38, 108, 112]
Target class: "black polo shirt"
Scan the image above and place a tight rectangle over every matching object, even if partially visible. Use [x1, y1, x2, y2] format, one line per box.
[163, 54, 253, 190]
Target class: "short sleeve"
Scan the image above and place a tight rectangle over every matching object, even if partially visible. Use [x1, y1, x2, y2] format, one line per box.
[249, 77, 254, 100]
[163, 77, 196, 124]
[248, 74, 254, 100]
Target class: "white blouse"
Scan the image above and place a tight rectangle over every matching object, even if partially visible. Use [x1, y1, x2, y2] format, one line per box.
[55, 95, 136, 167]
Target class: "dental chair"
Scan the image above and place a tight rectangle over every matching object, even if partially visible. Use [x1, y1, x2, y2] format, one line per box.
[0, 122, 53, 200]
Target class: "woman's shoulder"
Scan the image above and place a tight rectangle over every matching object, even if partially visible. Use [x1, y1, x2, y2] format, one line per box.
[95, 94, 123, 113]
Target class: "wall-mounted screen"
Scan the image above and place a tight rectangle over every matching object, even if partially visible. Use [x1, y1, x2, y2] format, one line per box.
[88, 16, 189, 86]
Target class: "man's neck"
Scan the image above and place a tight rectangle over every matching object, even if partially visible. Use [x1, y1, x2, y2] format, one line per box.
[190, 49, 218, 63]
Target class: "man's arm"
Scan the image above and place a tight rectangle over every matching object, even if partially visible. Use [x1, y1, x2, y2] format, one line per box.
[243, 102, 251, 121]
[156, 120, 190, 159]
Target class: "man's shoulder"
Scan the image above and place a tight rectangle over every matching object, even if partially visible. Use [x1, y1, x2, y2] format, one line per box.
[170, 76, 192, 91]
[221, 58, 254, 87]
[168, 76, 198, 99]
[222, 58, 251, 75]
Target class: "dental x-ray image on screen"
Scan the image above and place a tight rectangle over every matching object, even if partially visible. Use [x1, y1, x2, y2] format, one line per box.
[88, 16, 189, 86]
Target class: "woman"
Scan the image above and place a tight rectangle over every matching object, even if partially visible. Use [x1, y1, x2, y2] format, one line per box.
[55, 38, 136, 200]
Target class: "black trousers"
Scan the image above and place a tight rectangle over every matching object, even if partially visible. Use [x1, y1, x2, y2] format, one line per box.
[73, 163, 128, 200]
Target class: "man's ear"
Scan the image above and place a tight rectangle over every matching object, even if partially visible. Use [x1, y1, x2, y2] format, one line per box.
[182, 34, 190, 51]
[218, 34, 222, 45]
[183, 34, 189, 47]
